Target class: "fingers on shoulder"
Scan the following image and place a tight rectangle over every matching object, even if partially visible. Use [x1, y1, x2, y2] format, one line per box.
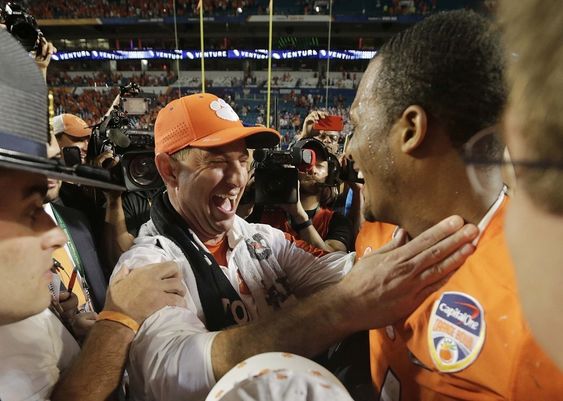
[139, 260, 182, 278]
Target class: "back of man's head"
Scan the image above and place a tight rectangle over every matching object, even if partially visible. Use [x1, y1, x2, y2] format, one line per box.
[375, 10, 506, 149]
[500, 0, 563, 214]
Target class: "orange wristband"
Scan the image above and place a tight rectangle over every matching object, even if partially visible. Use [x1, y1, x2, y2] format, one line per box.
[97, 311, 140, 334]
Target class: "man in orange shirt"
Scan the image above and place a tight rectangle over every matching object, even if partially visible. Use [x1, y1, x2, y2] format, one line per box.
[347, 10, 563, 400]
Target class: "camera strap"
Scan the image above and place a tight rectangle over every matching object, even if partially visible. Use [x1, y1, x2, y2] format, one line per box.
[151, 191, 244, 331]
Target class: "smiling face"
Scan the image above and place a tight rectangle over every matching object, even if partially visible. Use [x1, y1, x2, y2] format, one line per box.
[0, 169, 67, 325]
[166, 140, 250, 243]
[347, 59, 401, 224]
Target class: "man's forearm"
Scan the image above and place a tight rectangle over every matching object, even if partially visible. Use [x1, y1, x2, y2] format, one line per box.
[51, 320, 134, 401]
[296, 224, 336, 251]
[290, 211, 336, 252]
[211, 282, 355, 379]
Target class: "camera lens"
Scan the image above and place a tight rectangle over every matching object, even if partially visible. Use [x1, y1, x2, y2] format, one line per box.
[127, 154, 159, 187]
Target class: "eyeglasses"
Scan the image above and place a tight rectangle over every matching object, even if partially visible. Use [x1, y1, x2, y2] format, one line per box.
[463, 125, 563, 194]
[462, 126, 508, 195]
[464, 126, 563, 169]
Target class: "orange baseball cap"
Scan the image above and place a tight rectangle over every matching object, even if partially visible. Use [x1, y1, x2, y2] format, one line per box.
[154, 93, 281, 155]
[52, 114, 92, 138]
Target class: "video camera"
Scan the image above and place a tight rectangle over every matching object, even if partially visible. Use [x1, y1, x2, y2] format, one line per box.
[87, 83, 163, 192]
[1, 2, 43, 53]
[250, 138, 340, 205]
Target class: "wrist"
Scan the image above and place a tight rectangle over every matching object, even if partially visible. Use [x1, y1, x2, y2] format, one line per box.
[97, 310, 140, 334]
[94, 319, 136, 342]
[291, 218, 312, 232]
[290, 206, 309, 224]
[104, 191, 122, 204]
[313, 285, 357, 338]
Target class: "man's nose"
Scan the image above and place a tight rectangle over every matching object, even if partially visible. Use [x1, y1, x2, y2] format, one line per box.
[226, 161, 247, 187]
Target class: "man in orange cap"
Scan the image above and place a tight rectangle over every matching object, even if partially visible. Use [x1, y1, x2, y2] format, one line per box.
[52, 113, 91, 164]
[113, 93, 479, 400]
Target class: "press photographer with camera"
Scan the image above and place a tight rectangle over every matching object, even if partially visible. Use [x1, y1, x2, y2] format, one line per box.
[293, 109, 365, 235]
[0, 29, 186, 401]
[298, 110, 342, 155]
[245, 138, 354, 252]
[53, 113, 91, 165]
[52, 108, 134, 274]
[57, 84, 162, 270]
[95, 84, 165, 239]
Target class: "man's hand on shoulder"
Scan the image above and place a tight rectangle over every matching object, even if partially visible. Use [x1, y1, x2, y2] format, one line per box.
[105, 262, 187, 325]
[337, 215, 479, 331]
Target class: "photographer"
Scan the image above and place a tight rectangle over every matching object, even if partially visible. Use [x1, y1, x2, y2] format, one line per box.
[57, 88, 162, 270]
[295, 110, 365, 235]
[53, 113, 91, 164]
[91, 86, 165, 263]
[49, 115, 134, 275]
[249, 139, 354, 253]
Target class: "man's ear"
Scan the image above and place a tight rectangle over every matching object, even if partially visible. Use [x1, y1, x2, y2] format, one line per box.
[155, 153, 179, 188]
[399, 105, 428, 154]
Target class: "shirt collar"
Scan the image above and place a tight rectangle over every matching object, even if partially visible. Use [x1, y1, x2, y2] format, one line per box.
[391, 186, 507, 247]
[472, 186, 507, 246]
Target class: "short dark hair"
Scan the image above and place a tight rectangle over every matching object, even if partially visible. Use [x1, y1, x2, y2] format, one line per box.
[374, 10, 506, 150]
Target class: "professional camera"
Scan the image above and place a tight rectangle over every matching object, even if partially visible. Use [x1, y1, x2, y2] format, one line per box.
[1, 2, 43, 53]
[87, 83, 162, 192]
[250, 138, 339, 205]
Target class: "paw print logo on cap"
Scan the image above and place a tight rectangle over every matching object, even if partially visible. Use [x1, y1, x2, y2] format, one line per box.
[210, 98, 240, 122]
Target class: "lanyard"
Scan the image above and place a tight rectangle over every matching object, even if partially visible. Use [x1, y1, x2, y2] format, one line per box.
[51, 206, 87, 281]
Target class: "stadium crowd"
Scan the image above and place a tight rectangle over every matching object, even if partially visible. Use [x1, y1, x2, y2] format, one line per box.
[0, 1, 561, 401]
[29, 0, 259, 19]
[28, 0, 456, 19]
[47, 71, 177, 87]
